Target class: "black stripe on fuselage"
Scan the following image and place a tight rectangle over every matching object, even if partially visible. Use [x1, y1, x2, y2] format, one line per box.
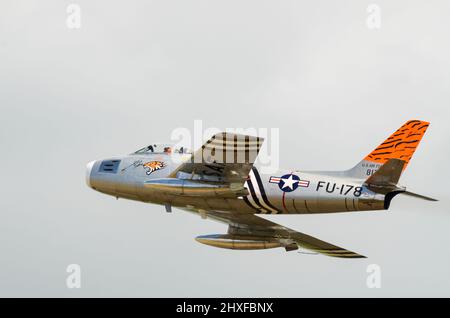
[251, 167, 281, 214]
[246, 179, 268, 213]
[242, 195, 261, 213]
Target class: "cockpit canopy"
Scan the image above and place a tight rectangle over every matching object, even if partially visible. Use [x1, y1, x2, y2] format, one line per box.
[133, 144, 191, 155]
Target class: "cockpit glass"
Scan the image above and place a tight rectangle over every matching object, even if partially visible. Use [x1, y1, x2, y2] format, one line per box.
[133, 144, 190, 155]
[134, 145, 154, 154]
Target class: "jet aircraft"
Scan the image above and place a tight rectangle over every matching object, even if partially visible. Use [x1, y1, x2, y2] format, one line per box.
[86, 120, 436, 258]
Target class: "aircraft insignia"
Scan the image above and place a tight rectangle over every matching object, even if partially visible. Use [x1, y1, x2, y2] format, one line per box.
[269, 174, 310, 192]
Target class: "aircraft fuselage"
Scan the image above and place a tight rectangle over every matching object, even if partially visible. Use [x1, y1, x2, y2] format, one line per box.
[86, 153, 385, 215]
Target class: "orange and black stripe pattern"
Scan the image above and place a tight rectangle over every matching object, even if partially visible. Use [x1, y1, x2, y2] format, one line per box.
[364, 120, 430, 168]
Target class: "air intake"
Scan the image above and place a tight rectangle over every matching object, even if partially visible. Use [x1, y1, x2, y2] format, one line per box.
[99, 160, 121, 173]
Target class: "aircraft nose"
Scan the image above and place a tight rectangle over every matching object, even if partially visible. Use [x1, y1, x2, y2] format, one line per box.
[86, 160, 96, 188]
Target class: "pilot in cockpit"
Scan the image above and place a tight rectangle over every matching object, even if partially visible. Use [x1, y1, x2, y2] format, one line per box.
[133, 144, 190, 155]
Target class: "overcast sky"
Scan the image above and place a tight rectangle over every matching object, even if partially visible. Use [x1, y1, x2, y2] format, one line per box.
[1, 0, 450, 297]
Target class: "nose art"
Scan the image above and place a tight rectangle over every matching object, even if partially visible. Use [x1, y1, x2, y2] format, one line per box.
[86, 160, 96, 188]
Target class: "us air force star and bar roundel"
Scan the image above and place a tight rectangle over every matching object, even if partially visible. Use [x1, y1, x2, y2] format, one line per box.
[269, 174, 310, 192]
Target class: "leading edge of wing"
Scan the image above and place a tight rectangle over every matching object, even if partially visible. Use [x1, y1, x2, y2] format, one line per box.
[252, 214, 366, 258]
[187, 209, 366, 258]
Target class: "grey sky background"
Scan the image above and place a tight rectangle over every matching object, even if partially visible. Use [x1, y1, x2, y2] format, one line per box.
[1, 1, 450, 297]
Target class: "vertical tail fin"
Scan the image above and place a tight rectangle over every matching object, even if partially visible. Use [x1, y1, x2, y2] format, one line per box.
[347, 120, 430, 179]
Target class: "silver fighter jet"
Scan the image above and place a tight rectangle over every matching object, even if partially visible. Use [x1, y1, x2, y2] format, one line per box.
[86, 120, 436, 258]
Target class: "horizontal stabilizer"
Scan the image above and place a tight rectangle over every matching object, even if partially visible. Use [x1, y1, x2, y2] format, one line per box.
[401, 191, 438, 202]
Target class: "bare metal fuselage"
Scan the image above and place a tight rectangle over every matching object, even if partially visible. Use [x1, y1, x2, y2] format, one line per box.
[86, 153, 386, 215]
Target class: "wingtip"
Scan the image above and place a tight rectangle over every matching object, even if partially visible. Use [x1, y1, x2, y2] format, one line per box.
[331, 254, 367, 259]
